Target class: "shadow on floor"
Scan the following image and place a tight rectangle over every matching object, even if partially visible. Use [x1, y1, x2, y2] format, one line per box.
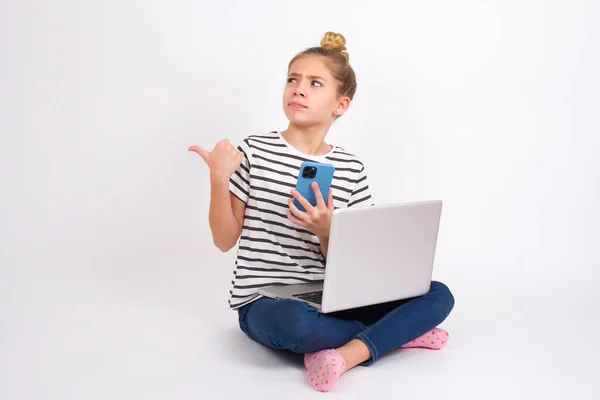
[218, 327, 305, 369]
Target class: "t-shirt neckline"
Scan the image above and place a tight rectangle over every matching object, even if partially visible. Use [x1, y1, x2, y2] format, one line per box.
[276, 131, 336, 160]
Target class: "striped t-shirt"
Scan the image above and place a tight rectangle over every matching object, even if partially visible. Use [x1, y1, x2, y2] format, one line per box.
[228, 131, 373, 309]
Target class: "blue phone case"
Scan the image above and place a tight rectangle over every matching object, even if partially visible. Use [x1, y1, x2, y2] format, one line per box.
[293, 161, 335, 212]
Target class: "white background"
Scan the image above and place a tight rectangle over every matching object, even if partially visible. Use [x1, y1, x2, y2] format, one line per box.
[1, 0, 599, 399]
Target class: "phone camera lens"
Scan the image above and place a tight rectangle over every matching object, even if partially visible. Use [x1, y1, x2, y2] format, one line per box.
[303, 166, 318, 179]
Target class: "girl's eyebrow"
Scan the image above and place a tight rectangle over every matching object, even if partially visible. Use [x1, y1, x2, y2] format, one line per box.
[288, 72, 327, 82]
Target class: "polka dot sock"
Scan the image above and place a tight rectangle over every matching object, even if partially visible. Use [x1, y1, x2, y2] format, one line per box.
[304, 349, 346, 392]
[400, 328, 449, 349]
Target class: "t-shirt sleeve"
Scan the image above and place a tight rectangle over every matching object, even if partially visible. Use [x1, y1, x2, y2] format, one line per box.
[348, 165, 374, 207]
[229, 138, 252, 204]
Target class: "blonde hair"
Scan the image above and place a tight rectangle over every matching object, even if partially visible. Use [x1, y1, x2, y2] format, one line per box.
[288, 32, 357, 102]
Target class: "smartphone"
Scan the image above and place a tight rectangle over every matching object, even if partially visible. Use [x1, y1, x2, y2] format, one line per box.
[293, 161, 335, 212]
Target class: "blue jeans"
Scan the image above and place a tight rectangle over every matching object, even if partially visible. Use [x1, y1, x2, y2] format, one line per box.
[237, 281, 455, 366]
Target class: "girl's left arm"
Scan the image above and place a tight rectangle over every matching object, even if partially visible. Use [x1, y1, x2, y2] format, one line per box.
[318, 235, 330, 260]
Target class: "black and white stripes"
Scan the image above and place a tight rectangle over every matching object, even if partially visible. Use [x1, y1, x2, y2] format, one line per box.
[228, 131, 373, 309]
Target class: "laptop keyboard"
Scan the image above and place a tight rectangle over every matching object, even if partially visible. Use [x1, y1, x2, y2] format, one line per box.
[293, 290, 323, 305]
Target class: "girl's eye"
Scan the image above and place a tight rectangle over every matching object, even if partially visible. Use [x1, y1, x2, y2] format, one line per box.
[286, 78, 322, 87]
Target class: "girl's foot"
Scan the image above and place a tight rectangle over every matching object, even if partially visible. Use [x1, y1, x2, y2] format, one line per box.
[400, 328, 449, 349]
[304, 349, 346, 392]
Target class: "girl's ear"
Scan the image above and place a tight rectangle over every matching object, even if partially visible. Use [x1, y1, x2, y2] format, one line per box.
[334, 96, 351, 117]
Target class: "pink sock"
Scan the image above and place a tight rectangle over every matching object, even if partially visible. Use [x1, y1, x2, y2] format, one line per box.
[400, 328, 449, 349]
[304, 349, 346, 392]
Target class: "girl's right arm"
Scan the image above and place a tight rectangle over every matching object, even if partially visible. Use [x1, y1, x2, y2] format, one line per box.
[207, 178, 246, 252]
[189, 139, 246, 252]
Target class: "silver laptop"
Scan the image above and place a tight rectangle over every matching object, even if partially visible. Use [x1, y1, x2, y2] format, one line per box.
[258, 200, 443, 313]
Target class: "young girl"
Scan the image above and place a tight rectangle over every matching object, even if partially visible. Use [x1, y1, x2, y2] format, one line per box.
[189, 32, 455, 393]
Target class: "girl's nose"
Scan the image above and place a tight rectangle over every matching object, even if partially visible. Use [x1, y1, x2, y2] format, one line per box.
[294, 85, 306, 97]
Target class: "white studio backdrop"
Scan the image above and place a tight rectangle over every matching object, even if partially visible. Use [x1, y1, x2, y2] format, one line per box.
[1, 0, 599, 398]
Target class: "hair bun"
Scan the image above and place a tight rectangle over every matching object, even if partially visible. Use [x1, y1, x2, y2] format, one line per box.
[320, 32, 347, 53]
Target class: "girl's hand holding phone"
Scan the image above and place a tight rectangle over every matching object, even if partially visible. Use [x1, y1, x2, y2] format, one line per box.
[287, 182, 334, 240]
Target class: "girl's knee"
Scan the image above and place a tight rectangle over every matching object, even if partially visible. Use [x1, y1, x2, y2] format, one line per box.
[430, 281, 455, 315]
[243, 298, 320, 352]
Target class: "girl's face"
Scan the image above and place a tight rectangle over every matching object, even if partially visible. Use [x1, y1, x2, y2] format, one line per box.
[283, 55, 349, 128]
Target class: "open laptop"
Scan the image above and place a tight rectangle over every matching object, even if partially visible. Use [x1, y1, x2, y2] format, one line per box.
[258, 200, 443, 313]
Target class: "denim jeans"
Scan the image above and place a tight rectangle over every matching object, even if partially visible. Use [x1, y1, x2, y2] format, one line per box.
[237, 281, 455, 366]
